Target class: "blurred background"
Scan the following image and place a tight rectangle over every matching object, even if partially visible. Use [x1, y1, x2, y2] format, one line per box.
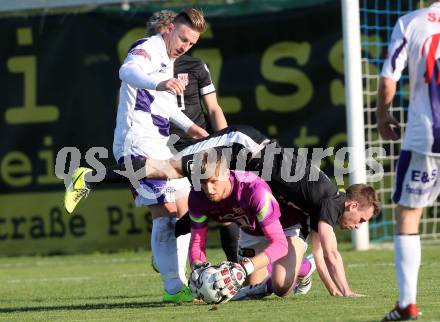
[1, 0, 436, 256]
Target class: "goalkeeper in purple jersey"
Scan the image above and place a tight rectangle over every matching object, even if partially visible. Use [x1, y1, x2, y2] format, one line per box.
[143, 131, 379, 297]
[65, 125, 380, 297]
[187, 152, 313, 302]
[186, 150, 379, 302]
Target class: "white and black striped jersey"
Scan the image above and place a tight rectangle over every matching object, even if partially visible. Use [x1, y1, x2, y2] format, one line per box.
[175, 125, 345, 231]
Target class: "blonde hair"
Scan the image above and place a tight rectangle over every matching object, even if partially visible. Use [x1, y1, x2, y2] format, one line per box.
[146, 10, 177, 36]
[173, 8, 206, 34]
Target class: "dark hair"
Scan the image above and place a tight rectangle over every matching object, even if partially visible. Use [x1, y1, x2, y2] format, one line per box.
[173, 8, 206, 34]
[346, 184, 381, 215]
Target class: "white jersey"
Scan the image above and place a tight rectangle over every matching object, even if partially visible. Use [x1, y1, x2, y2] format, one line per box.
[113, 35, 194, 161]
[381, 2, 440, 156]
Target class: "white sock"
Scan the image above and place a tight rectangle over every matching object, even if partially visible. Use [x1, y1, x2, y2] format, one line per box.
[176, 231, 190, 284]
[394, 234, 420, 308]
[151, 216, 182, 294]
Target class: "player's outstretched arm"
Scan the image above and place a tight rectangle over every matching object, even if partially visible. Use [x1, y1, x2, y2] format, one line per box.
[317, 221, 364, 297]
[311, 231, 342, 296]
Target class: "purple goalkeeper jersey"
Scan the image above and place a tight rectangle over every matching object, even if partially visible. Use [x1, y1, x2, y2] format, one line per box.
[188, 170, 307, 236]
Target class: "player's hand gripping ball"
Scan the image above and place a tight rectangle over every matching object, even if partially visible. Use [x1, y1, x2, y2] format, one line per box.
[213, 261, 248, 303]
[198, 261, 248, 304]
[190, 261, 251, 304]
[188, 262, 212, 298]
[195, 266, 227, 304]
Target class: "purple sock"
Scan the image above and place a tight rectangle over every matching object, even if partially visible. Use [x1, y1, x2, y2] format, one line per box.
[265, 277, 273, 294]
[298, 257, 312, 278]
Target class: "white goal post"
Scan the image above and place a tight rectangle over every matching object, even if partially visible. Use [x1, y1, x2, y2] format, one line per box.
[342, 0, 369, 250]
[345, 0, 440, 248]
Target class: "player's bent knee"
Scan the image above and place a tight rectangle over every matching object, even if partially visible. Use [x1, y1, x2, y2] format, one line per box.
[272, 282, 294, 297]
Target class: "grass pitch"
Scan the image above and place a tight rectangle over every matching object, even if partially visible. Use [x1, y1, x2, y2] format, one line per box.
[0, 244, 439, 321]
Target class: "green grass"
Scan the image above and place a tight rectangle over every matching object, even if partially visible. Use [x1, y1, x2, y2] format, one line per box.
[0, 244, 439, 321]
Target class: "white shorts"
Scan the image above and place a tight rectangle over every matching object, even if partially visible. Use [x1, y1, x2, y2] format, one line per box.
[134, 177, 191, 206]
[393, 150, 440, 208]
[237, 226, 306, 261]
[117, 155, 191, 207]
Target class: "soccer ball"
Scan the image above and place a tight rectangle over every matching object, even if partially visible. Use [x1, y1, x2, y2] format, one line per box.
[197, 266, 223, 304]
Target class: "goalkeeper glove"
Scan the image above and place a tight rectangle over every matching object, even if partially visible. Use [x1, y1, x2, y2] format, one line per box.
[188, 262, 211, 297]
[238, 257, 255, 276]
[213, 259, 254, 303]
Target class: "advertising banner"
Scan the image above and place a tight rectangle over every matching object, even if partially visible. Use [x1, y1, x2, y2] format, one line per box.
[0, 3, 353, 254]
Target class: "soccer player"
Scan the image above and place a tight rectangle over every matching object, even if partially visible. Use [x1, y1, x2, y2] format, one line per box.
[65, 9, 237, 291]
[114, 8, 209, 304]
[64, 9, 235, 303]
[101, 8, 209, 304]
[186, 149, 379, 302]
[376, 2, 440, 320]
[66, 125, 380, 297]
[146, 10, 238, 263]
[117, 8, 209, 303]
[116, 125, 380, 297]
[187, 151, 315, 302]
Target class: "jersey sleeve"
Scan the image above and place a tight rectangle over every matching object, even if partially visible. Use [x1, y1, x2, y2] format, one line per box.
[189, 211, 209, 229]
[248, 185, 281, 228]
[188, 193, 209, 230]
[189, 225, 208, 264]
[197, 62, 216, 96]
[119, 39, 162, 89]
[261, 220, 288, 264]
[169, 106, 195, 132]
[310, 196, 342, 232]
[188, 191, 209, 263]
[381, 17, 408, 81]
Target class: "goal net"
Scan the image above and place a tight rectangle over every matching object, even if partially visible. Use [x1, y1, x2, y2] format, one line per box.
[360, 0, 440, 242]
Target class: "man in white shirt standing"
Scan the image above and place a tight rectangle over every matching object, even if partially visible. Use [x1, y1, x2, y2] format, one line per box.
[113, 8, 208, 303]
[377, 1, 440, 320]
[64, 9, 207, 303]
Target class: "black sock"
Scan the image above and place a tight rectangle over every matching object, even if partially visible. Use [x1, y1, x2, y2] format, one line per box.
[84, 164, 128, 188]
[175, 212, 191, 237]
[220, 223, 239, 262]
